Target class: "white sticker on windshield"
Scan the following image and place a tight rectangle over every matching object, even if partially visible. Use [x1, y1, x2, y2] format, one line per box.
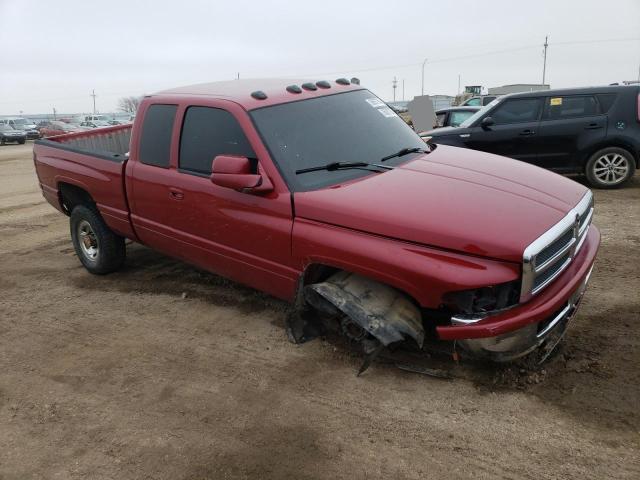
[377, 106, 396, 118]
[366, 97, 385, 108]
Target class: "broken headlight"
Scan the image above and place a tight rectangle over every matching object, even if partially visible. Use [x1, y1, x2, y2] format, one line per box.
[442, 281, 520, 318]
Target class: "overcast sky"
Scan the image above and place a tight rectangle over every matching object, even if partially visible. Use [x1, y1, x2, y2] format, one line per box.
[1, 0, 639, 115]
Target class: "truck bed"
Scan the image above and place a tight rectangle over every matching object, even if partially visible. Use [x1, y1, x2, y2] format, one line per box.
[38, 124, 132, 160]
[33, 124, 136, 240]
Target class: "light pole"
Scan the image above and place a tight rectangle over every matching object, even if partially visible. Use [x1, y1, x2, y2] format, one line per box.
[91, 89, 97, 115]
[542, 35, 549, 85]
[421, 57, 428, 96]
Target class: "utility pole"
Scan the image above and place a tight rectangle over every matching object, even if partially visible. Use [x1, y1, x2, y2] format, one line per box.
[421, 57, 428, 96]
[457, 74, 461, 94]
[53, 107, 57, 120]
[91, 89, 97, 115]
[236, 72, 240, 80]
[402, 79, 405, 101]
[392, 77, 398, 102]
[542, 35, 549, 85]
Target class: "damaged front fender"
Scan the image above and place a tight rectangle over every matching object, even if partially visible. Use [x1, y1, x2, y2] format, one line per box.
[304, 271, 425, 348]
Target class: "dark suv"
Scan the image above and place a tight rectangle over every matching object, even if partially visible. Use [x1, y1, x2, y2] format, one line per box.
[425, 85, 640, 188]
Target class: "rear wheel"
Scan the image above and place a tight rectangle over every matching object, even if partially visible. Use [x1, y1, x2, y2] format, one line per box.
[18, 139, 25, 145]
[70, 205, 125, 274]
[585, 147, 635, 188]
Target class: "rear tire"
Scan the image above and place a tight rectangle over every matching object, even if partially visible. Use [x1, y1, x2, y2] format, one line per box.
[70, 205, 125, 274]
[585, 147, 635, 189]
[18, 139, 25, 145]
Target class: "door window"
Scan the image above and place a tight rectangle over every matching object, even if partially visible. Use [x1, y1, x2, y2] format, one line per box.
[179, 107, 256, 175]
[435, 113, 446, 127]
[544, 95, 598, 119]
[139, 104, 177, 168]
[490, 98, 541, 124]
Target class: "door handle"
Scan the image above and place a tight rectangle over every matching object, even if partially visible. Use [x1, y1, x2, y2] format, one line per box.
[585, 123, 603, 130]
[169, 188, 184, 200]
[519, 129, 535, 136]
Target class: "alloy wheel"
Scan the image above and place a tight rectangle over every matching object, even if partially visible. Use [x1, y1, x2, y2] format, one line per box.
[592, 153, 630, 185]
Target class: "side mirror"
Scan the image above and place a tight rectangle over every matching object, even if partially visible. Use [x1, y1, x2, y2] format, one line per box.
[481, 116, 494, 130]
[211, 155, 273, 193]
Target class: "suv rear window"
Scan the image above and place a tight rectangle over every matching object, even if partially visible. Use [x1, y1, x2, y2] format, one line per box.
[139, 104, 177, 168]
[179, 107, 255, 175]
[596, 94, 617, 113]
[544, 95, 598, 119]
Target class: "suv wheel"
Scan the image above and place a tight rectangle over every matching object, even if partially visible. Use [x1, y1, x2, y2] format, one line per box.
[585, 147, 635, 188]
[70, 205, 125, 274]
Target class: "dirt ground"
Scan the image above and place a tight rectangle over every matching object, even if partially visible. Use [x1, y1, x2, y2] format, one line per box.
[1, 143, 639, 479]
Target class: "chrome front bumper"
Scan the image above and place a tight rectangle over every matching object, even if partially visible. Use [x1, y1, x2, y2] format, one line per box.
[458, 266, 593, 362]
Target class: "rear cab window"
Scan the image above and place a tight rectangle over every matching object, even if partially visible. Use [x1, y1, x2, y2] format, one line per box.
[543, 95, 599, 119]
[139, 104, 177, 168]
[179, 107, 256, 176]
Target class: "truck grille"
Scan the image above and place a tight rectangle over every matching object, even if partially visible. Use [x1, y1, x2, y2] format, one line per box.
[521, 191, 594, 302]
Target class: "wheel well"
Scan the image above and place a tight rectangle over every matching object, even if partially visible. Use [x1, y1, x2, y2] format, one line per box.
[300, 263, 423, 310]
[301, 264, 341, 286]
[58, 183, 95, 215]
[583, 142, 639, 170]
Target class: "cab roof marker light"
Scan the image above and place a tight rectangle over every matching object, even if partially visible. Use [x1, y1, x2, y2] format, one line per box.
[350, 77, 361, 85]
[335, 78, 350, 85]
[316, 80, 331, 89]
[286, 85, 302, 94]
[301, 82, 318, 91]
[251, 90, 268, 100]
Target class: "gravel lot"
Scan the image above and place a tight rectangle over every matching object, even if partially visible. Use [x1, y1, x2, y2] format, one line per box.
[1, 143, 639, 479]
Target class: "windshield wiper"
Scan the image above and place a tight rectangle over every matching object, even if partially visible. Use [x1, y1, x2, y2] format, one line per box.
[380, 146, 428, 162]
[295, 161, 393, 175]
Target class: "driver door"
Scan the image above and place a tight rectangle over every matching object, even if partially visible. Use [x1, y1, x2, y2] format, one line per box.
[467, 98, 543, 163]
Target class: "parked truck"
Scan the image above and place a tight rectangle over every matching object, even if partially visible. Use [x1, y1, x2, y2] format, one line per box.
[33, 79, 600, 367]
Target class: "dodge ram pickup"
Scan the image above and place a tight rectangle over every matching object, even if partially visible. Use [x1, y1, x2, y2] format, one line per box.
[33, 78, 600, 367]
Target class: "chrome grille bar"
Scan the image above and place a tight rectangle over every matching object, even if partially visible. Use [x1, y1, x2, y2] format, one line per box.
[521, 191, 594, 302]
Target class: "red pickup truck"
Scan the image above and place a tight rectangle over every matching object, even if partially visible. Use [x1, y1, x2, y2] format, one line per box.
[33, 78, 600, 365]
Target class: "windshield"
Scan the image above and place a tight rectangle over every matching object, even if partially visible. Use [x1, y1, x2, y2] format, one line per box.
[250, 90, 427, 192]
[12, 119, 30, 126]
[0, 125, 13, 131]
[459, 97, 502, 127]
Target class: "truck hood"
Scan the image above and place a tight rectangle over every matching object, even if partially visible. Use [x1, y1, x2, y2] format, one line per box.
[293, 145, 588, 262]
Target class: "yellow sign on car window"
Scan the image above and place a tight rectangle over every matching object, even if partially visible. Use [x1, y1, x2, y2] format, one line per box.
[550, 97, 563, 106]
